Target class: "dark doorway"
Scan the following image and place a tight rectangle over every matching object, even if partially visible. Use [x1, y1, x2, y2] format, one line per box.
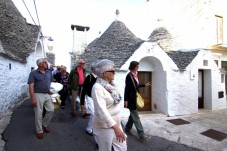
[221, 61, 227, 94]
[198, 70, 204, 109]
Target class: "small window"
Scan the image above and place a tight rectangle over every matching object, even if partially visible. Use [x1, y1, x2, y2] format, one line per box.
[215, 15, 223, 44]
[221, 74, 225, 83]
[214, 60, 218, 66]
[203, 60, 208, 66]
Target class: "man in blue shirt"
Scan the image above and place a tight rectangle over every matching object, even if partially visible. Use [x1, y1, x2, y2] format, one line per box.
[28, 58, 54, 139]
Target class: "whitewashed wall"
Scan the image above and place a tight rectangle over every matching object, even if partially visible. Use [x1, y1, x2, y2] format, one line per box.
[119, 43, 226, 116]
[195, 50, 226, 109]
[0, 52, 36, 116]
[166, 69, 198, 116]
[120, 42, 178, 116]
[113, 71, 130, 118]
[165, 50, 226, 116]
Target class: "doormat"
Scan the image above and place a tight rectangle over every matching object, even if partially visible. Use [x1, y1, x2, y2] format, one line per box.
[166, 118, 190, 125]
[200, 129, 227, 141]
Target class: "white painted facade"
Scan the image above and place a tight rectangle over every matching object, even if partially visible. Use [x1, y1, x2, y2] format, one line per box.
[147, 0, 227, 49]
[114, 42, 226, 116]
[72, 29, 88, 54]
[0, 40, 45, 115]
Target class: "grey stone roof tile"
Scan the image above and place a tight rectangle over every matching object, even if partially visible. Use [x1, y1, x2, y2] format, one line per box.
[166, 50, 200, 70]
[148, 27, 176, 51]
[0, 0, 40, 63]
[79, 20, 144, 70]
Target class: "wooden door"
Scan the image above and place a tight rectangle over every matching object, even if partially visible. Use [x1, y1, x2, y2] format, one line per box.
[138, 72, 152, 111]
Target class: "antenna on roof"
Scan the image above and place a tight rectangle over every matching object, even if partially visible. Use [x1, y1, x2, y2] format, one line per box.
[115, 9, 120, 20]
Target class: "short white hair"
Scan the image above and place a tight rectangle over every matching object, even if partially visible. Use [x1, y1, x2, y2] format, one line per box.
[36, 58, 46, 66]
[95, 59, 114, 78]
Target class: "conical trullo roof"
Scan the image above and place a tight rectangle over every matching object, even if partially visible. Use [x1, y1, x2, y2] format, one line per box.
[148, 27, 176, 52]
[166, 49, 199, 70]
[0, 0, 40, 63]
[79, 20, 144, 70]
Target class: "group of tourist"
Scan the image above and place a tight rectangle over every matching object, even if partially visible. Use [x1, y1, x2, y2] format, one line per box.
[27, 58, 151, 151]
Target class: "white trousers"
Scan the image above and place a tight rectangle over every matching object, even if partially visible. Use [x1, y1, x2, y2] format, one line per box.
[94, 126, 127, 151]
[85, 95, 94, 133]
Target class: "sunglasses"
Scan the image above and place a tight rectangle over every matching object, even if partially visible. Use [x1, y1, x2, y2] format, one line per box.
[105, 70, 115, 74]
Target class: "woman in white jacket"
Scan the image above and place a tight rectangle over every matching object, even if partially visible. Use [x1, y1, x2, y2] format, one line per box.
[91, 59, 127, 151]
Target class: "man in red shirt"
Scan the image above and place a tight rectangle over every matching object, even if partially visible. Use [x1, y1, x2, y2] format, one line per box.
[69, 59, 89, 117]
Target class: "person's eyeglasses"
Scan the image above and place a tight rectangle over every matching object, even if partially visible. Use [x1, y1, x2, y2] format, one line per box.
[105, 70, 115, 74]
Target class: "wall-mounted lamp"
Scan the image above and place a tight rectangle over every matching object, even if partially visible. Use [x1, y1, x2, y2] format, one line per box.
[47, 37, 53, 41]
[40, 35, 54, 41]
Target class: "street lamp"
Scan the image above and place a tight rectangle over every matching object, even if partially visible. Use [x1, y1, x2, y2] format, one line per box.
[40, 35, 54, 41]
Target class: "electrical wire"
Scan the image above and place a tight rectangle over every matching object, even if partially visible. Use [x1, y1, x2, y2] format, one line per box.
[33, 0, 41, 26]
[22, 0, 36, 25]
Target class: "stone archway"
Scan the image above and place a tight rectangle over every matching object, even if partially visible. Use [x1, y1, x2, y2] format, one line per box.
[138, 56, 168, 114]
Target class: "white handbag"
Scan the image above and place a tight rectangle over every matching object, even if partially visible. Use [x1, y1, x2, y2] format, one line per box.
[50, 82, 63, 94]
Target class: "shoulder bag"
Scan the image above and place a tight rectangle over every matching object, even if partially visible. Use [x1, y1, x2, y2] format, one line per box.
[129, 74, 144, 109]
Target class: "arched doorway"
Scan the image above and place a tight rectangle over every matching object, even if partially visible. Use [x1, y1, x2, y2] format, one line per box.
[137, 56, 165, 112]
[35, 41, 44, 61]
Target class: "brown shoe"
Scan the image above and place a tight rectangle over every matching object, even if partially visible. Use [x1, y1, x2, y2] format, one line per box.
[36, 133, 43, 139]
[139, 134, 151, 141]
[71, 111, 77, 117]
[82, 113, 90, 118]
[43, 126, 50, 133]
[125, 130, 133, 135]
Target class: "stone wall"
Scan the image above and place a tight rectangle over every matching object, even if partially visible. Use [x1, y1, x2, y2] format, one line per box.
[70, 52, 80, 70]
[120, 42, 226, 116]
[0, 53, 36, 117]
[46, 52, 55, 66]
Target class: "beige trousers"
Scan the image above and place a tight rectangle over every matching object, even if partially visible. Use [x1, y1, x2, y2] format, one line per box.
[34, 93, 54, 133]
[71, 90, 78, 112]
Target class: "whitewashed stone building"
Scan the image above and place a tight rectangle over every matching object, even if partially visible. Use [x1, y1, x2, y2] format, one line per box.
[0, 0, 47, 115]
[147, 0, 227, 94]
[79, 20, 226, 116]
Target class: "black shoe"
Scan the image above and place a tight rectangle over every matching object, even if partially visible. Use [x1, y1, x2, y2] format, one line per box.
[125, 129, 133, 135]
[60, 105, 65, 109]
[86, 130, 93, 136]
[95, 143, 99, 149]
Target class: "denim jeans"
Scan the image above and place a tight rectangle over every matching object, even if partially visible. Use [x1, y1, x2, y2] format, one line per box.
[125, 109, 144, 137]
